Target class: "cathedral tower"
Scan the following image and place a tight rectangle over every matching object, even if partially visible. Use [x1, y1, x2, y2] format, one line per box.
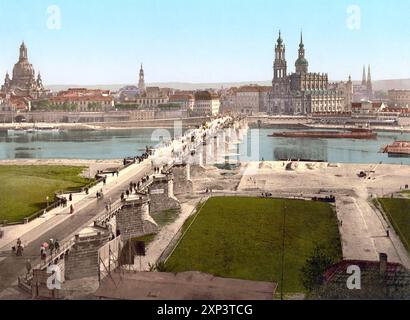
[295, 32, 308, 74]
[362, 65, 366, 86]
[367, 65, 373, 99]
[138, 63, 146, 93]
[273, 31, 287, 80]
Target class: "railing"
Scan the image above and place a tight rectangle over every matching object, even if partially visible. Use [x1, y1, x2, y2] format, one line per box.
[94, 200, 123, 228]
[41, 238, 76, 269]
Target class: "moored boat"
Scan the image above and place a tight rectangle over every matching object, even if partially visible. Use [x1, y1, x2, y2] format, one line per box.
[268, 128, 377, 140]
[382, 141, 410, 157]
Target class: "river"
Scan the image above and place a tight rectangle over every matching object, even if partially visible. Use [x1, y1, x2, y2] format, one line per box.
[0, 128, 409, 164]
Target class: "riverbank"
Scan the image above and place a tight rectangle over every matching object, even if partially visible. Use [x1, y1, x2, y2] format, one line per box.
[0, 116, 209, 131]
[0, 159, 122, 178]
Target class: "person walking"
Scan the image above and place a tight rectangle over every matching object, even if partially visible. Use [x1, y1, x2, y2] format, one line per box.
[54, 239, 60, 252]
[70, 204, 74, 214]
[40, 246, 46, 260]
[49, 239, 55, 255]
[69, 193, 73, 202]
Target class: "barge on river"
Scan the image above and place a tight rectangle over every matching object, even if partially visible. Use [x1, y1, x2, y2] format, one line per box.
[268, 128, 377, 140]
[382, 141, 410, 157]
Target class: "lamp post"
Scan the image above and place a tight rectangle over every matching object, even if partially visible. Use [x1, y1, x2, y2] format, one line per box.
[280, 204, 287, 300]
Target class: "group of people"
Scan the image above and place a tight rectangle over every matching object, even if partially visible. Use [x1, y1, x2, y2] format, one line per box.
[120, 175, 151, 201]
[96, 188, 104, 199]
[40, 238, 60, 260]
[57, 196, 69, 208]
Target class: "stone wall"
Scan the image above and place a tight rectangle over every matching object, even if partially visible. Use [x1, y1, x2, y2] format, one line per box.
[148, 174, 180, 213]
[116, 196, 158, 240]
[65, 232, 110, 281]
[172, 164, 193, 195]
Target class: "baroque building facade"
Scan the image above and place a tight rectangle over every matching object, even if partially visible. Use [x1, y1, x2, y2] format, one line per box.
[1, 42, 48, 99]
[270, 32, 351, 115]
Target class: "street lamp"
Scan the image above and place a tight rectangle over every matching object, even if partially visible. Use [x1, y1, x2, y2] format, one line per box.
[280, 204, 287, 300]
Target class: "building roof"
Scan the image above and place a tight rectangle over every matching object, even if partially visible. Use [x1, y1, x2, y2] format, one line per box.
[169, 94, 194, 102]
[315, 257, 410, 300]
[295, 57, 309, 66]
[94, 271, 276, 300]
[194, 91, 219, 101]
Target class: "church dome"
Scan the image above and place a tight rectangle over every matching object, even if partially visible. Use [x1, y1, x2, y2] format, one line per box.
[295, 57, 309, 66]
[12, 60, 35, 80]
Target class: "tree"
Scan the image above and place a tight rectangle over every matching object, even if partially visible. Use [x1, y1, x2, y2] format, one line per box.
[301, 244, 335, 292]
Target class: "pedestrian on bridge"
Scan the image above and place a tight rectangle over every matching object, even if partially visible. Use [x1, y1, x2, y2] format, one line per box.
[69, 193, 72, 202]
[40, 246, 46, 260]
[54, 239, 60, 252]
[49, 239, 55, 255]
[70, 204, 74, 214]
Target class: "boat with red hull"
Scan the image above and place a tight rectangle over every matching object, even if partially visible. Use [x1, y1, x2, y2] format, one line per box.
[268, 128, 377, 140]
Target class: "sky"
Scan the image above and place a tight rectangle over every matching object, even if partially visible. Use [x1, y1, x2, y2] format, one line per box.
[0, 0, 409, 85]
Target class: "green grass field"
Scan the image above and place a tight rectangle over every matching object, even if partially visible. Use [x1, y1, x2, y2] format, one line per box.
[165, 197, 342, 294]
[378, 198, 410, 253]
[0, 165, 92, 223]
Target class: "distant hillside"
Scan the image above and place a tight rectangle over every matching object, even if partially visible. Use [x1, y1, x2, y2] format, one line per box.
[45, 79, 410, 92]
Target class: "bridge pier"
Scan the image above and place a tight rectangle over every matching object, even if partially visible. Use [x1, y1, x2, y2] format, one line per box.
[116, 195, 158, 241]
[65, 232, 111, 281]
[172, 163, 193, 195]
[148, 173, 180, 212]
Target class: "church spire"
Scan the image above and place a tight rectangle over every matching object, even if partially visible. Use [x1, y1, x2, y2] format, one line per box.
[362, 65, 366, 85]
[367, 65, 373, 98]
[367, 65, 372, 84]
[19, 41, 28, 61]
[295, 31, 308, 74]
[138, 63, 146, 93]
[273, 29, 287, 80]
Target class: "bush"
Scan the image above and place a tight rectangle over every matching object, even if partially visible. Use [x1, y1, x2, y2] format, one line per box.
[301, 244, 335, 292]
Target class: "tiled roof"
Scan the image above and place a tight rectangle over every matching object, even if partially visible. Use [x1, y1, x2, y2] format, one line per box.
[316, 258, 410, 299]
[169, 94, 194, 101]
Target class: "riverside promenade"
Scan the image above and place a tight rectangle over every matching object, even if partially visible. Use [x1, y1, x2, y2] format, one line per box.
[0, 116, 234, 296]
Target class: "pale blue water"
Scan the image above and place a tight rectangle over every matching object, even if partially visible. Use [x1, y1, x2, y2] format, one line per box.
[0, 128, 410, 164]
[0, 129, 175, 160]
[240, 129, 410, 165]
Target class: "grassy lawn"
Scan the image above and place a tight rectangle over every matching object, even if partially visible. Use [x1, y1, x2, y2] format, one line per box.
[0, 165, 92, 223]
[165, 197, 342, 294]
[378, 198, 410, 253]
